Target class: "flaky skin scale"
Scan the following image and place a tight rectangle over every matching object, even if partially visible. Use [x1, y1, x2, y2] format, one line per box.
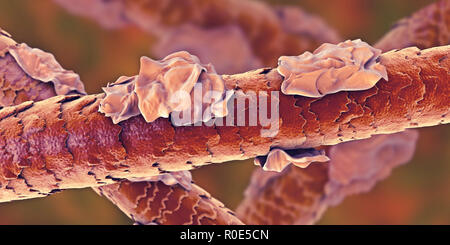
[0, 45, 449, 202]
[0, 34, 244, 225]
[0, 53, 57, 107]
[236, 130, 418, 225]
[54, 0, 340, 224]
[50, 0, 449, 225]
[96, 181, 243, 225]
[55, 0, 341, 224]
[235, 1, 450, 224]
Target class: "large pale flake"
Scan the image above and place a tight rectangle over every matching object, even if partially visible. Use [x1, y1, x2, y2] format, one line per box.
[99, 51, 233, 125]
[277, 39, 388, 97]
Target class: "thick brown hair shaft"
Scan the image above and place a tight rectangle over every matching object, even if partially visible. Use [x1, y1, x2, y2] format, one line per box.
[0, 44, 448, 202]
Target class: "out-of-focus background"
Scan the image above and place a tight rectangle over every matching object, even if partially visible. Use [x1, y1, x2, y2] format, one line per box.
[0, 0, 448, 225]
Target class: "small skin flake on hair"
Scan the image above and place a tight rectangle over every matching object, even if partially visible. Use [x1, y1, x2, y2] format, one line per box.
[254, 148, 330, 172]
[128, 171, 193, 191]
[0, 30, 86, 95]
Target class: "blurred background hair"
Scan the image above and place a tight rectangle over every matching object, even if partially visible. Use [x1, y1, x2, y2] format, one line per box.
[0, 0, 448, 224]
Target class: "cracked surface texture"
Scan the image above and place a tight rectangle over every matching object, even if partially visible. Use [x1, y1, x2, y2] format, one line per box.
[236, 130, 418, 224]
[51, 0, 450, 226]
[235, 1, 450, 224]
[0, 45, 448, 202]
[0, 30, 243, 225]
[96, 179, 243, 225]
[0, 53, 57, 107]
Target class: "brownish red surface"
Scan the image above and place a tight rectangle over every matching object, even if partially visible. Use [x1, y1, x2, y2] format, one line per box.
[0, 0, 448, 224]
